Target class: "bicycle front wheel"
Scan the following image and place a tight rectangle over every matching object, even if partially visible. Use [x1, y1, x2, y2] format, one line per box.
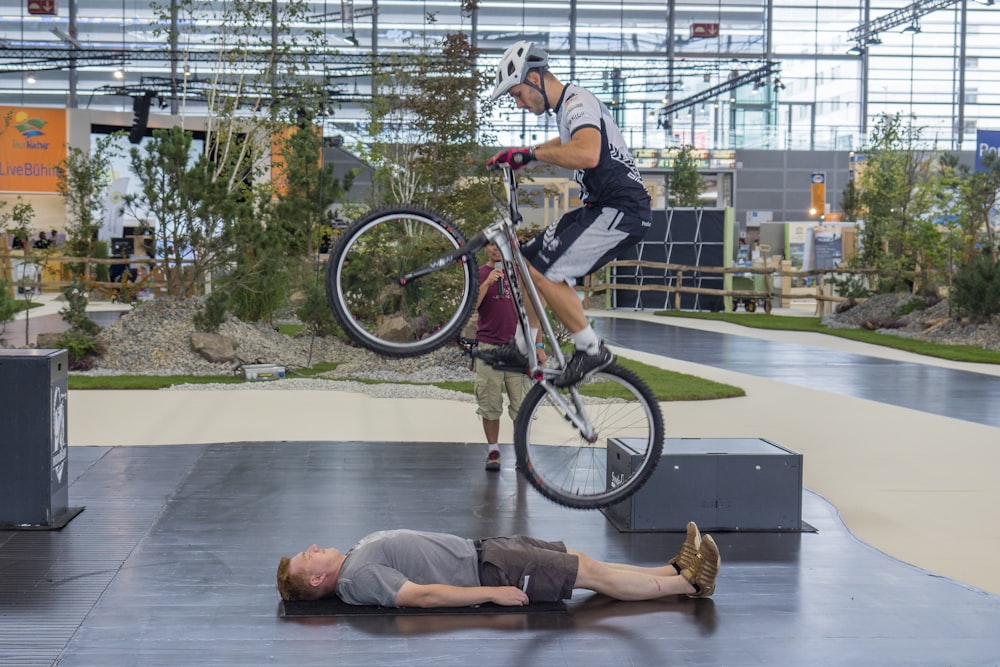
[326, 206, 478, 357]
[513, 364, 664, 509]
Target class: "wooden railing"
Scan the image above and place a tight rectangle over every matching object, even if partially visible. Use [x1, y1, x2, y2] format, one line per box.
[5, 250, 885, 316]
[1, 251, 175, 300]
[586, 261, 884, 315]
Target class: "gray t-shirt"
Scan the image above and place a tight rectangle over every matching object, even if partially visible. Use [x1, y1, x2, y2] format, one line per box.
[334, 529, 480, 607]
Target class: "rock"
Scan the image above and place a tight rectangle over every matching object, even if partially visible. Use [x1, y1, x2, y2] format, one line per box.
[35, 332, 64, 349]
[190, 332, 239, 362]
[378, 315, 414, 342]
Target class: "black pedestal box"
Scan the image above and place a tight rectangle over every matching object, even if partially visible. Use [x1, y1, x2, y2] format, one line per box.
[0, 349, 80, 528]
[604, 437, 803, 532]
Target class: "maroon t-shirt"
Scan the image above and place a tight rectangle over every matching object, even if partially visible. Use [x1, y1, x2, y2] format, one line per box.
[477, 263, 519, 345]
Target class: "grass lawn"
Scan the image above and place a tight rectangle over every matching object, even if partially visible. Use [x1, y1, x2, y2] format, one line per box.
[655, 310, 1000, 365]
[68, 354, 744, 402]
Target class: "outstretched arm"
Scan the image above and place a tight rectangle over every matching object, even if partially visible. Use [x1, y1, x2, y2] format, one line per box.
[395, 581, 529, 608]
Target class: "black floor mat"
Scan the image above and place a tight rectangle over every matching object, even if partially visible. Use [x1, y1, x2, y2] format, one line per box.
[280, 596, 568, 617]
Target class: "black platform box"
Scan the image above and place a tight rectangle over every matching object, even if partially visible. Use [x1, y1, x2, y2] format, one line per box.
[0, 349, 73, 528]
[604, 437, 803, 532]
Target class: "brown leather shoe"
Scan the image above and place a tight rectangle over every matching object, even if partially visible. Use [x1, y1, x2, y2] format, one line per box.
[669, 521, 701, 574]
[681, 534, 720, 598]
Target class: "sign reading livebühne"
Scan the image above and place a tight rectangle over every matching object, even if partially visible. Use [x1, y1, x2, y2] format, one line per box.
[0, 106, 66, 193]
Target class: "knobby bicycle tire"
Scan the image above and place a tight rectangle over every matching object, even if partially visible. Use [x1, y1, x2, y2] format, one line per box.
[513, 363, 664, 509]
[325, 206, 479, 358]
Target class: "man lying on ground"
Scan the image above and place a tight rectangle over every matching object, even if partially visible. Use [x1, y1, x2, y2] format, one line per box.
[276, 521, 719, 607]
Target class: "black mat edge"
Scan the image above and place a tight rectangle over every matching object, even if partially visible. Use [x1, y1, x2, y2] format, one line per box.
[280, 597, 568, 617]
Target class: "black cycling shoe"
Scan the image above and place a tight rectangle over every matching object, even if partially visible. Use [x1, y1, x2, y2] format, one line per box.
[473, 341, 529, 372]
[553, 343, 614, 388]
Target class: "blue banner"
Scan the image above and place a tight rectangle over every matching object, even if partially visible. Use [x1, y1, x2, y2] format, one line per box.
[975, 129, 1000, 172]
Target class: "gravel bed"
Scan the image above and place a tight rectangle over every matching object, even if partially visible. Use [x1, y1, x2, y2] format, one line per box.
[75, 292, 1000, 396]
[821, 293, 1000, 351]
[84, 297, 476, 396]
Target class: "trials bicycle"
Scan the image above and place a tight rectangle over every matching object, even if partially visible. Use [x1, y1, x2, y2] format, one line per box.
[325, 166, 664, 509]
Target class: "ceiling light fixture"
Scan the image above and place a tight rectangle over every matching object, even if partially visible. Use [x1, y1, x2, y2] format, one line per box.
[26, 72, 37, 84]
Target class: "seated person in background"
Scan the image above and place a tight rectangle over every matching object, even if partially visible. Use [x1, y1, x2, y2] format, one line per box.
[33, 231, 51, 249]
[108, 247, 132, 285]
[275, 522, 719, 607]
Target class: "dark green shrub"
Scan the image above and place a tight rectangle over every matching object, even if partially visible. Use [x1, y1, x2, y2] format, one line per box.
[60, 281, 100, 336]
[296, 279, 341, 337]
[57, 328, 105, 370]
[0, 278, 16, 329]
[194, 291, 230, 333]
[951, 249, 1000, 323]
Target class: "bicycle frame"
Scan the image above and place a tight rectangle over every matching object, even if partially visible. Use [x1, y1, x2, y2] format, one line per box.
[402, 166, 599, 442]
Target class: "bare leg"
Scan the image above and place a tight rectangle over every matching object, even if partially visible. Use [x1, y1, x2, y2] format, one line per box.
[603, 562, 679, 578]
[482, 418, 500, 445]
[569, 550, 696, 599]
[527, 264, 588, 333]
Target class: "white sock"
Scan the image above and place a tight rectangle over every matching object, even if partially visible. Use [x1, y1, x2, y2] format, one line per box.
[513, 326, 537, 354]
[514, 324, 535, 356]
[488, 443, 499, 453]
[571, 326, 601, 355]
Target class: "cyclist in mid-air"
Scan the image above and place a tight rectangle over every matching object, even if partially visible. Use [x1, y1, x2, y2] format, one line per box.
[481, 40, 653, 388]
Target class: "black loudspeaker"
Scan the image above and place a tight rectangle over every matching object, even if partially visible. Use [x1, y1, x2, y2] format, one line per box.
[129, 92, 155, 144]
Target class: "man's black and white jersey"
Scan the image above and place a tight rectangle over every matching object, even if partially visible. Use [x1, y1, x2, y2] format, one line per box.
[554, 83, 651, 218]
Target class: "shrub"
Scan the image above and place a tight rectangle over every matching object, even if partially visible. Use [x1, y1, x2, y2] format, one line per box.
[57, 328, 105, 370]
[60, 281, 100, 336]
[0, 278, 16, 330]
[296, 279, 341, 338]
[194, 291, 230, 333]
[951, 249, 1000, 323]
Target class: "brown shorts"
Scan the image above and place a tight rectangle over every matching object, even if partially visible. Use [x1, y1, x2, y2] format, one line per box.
[476, 536, 579, 602]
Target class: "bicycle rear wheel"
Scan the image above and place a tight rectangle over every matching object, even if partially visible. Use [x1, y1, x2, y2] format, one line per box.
[513, 364, 664, 509]
[326, 206, 478, 357]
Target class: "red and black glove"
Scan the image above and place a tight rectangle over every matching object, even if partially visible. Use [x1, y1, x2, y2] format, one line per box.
[486, 147, 536, 171]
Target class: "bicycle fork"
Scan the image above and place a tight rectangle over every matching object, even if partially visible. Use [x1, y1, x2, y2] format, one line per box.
[486, 225, 599, 443]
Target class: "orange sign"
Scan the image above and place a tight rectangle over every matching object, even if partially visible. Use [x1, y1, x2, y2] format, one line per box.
[270, 124, 321, 197]
[810, 171, 826, 217]
[0, 106, 67, 193]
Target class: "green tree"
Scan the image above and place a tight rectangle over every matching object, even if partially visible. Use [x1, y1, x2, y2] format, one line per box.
[141, 0, 338, 327]
[55, 134, 122, 281]
[0, 276, 16, 341]
[272, 124, 355, 258]
[365, 31, 497, 233]
[127, 126, 200, 296]
[852, 113, 942, 293]
[840, 177, 861, 223]
[0, 197, 41, 344]
[666, 145, 706, 207]
[954, 152, 1000, 266]
[221, 189, 294, 324]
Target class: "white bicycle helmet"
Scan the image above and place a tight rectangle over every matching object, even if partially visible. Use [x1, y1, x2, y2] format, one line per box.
[490, 40, 550, 102]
